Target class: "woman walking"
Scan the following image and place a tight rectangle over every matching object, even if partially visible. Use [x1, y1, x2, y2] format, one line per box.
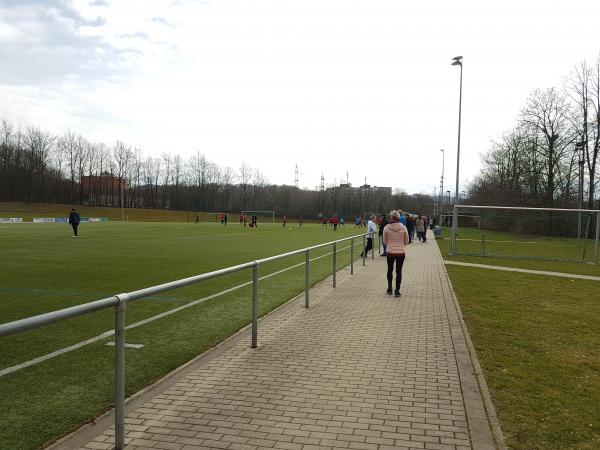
[383, 210, 409, 297]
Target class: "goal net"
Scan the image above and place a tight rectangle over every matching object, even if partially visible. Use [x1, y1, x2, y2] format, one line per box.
[241, 210, 276, 223]
[440, 214, 480, 228]
[449, 205, 600, 264]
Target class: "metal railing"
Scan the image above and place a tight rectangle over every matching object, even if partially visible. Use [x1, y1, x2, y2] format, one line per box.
[0, 231, 379, 449]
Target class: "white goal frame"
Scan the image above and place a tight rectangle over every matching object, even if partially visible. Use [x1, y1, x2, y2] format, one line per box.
[242, 210, 276, 223]
[450, 205, 600, 265]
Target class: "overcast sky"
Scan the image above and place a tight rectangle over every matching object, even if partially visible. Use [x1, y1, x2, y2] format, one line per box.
[1, 0, 599, 194]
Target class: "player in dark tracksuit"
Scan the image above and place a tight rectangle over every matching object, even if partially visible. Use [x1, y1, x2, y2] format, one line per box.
[68, 208, 80, 237]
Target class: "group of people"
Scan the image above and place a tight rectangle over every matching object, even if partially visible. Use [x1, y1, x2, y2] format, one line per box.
[321, 216, 344, 230]
[359, 210, 433, 297]
[377, 212, 432, 245]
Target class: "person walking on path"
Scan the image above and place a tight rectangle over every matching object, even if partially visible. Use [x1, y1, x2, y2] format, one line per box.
[383, 210, 409, 297]
[379, 213, 388, 256]
[68, 208, 81, 237]
[360, 215, 377, 257]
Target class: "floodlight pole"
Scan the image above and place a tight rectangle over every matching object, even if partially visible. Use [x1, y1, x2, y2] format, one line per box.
[120, 176, 125, 222]
[452, 57, 463, 204]
[440, 148, 445, 223]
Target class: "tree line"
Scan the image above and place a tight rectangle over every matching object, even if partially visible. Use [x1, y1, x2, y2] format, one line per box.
[467, 55, 600, 210]
[0, 119, 435, 219]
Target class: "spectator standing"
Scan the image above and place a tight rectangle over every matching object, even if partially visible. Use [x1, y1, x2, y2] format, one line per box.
[416, 216, 425, 241]
[383, 210, 409, 297]
[360, 215, 377, 257]
[406, 214, 415, 243]
[379, 213, 388, 256]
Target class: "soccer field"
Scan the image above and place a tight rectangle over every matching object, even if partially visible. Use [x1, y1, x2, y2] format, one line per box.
[0, 221, 368, 450]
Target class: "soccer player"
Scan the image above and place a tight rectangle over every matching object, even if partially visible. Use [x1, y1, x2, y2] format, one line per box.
[220, 213, 225, 225]
[251, 215, 258, 228]
[68, 208, 80, 237]
[282, 215, 288, 228]
[224, 213, 228, 226]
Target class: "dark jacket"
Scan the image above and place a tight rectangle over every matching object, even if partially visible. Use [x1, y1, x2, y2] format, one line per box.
[378, 216, 388, 236]
[69, 211, 80, 225]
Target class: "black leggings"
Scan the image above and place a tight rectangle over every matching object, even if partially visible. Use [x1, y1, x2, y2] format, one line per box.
[386, 254, 405, 290]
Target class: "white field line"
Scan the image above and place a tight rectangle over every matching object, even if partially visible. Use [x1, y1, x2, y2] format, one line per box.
[456, 238, 552, 244]
[444, 260, 600, 281]
[0, 245, 353, 378]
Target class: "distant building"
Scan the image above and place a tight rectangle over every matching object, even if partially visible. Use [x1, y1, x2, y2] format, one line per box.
[81, 172, 123, 194]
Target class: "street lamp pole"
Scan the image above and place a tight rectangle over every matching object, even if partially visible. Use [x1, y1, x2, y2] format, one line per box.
[440, 148, 445, 223]
[451, 56, 462, 255]
[452, 56, 463, 204]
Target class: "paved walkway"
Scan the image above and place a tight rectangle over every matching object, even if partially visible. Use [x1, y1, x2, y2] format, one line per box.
[53, 234, 503, 450]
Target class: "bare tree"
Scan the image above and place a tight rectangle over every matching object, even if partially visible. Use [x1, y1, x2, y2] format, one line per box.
[521, 88, 574, 207]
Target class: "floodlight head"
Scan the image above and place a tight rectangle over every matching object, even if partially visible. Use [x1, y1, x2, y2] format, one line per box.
[451, 60, 462, 67]
[452, 56, 463, 61]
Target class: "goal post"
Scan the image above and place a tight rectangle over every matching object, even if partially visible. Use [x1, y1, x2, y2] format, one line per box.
[449, 205, 600, 265]
[241, 210, 276, 223]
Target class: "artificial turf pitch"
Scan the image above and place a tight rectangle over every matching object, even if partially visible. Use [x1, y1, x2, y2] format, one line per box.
[0, 221, 367, 450]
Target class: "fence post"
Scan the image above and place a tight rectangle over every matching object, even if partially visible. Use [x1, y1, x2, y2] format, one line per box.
[332, 242, 337, 288]
[362, 235, 366, 266]
[114, 293, 128, 450]
[305, 249, 310, 308]
[451, 205, 459, 256]
[595, 212, 600, 265]
[350, 238, 354, 275]
[252, 262, 258, 348]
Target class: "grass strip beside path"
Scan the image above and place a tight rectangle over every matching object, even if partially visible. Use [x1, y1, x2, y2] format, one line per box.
[446, 265, 600, 449]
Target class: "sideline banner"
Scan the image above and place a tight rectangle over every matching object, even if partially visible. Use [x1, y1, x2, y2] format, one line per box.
[0, 217, 23, 223]
[33, 217, 56, 223]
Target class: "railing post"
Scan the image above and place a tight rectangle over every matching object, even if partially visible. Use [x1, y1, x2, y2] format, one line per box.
[252, 262, 258, 348]
[332, 242, 337, 287]
[350, 238, 354, 275]
[305, 249, 310, 307]
[114, 293, 128, 450]
[372, 234, 375, 259]
[362, 235, 366, 266]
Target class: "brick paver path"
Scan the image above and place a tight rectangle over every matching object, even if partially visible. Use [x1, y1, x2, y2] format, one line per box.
[61, 235, 500, 450]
